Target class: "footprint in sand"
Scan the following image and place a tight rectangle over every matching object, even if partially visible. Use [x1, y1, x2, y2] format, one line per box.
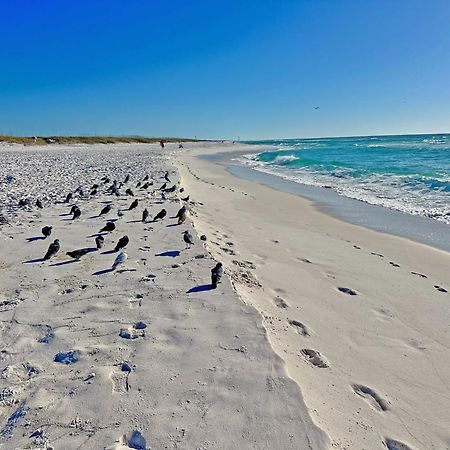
[384, 438, 414, 450]
[389, 262, 400, 268]
[288, 320, 310, 337]
[111, 370, 129, 393]
[338, 287, 358, 296]
[353, 245, 361, 249]
[371, 252, 384, 258]
[273, 297, 289, 309]
[352, 384, 390, 411]
[434, 285, 448, 293]
[410, 271, 427, 279]
[301, 349, 329, 368]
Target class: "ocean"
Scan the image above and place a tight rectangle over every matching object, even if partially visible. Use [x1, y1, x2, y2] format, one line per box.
[242, 134, 450, 225]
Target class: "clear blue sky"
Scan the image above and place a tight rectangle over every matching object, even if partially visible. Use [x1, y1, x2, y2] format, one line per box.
[1, 0, 449, 139]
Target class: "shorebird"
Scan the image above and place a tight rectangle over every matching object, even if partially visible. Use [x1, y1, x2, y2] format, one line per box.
[44, 239, 60, 260]
[114, 235, 129, 252]
[66, 248, 91, 259]
[181, 195, 190, 202]
[183, 230, 194, 249]
[99, 221, 115, 233]
[112, 251, 127, 270]
[65, 193, 73, 203]
[42, 226, 52, 238]
[95, 235, 104, 249]
[125, 188, 134, 196]
[99, 204, 112, 216]
[36, 199, 43, 209]
[72, 206, 81, 220]
[154, 209, 167, 221]
[129, 199, 139, 210]
[211, 262, 223, 288]
[142, 208, 149, 223]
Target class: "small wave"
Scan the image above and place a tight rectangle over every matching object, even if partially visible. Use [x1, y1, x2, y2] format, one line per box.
[273, 155, 299, 163]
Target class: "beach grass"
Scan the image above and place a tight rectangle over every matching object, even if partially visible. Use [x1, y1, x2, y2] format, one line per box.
[0, 135, 200, 146]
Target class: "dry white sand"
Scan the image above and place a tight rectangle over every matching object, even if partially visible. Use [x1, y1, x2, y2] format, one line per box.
[172, 142, 450, 450]
[0, 143, 327, 449]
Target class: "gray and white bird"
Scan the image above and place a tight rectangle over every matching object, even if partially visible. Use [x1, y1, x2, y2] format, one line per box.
[183, 230, 194, 248]
[142, 208, 149, 223]
[112, 251, 127, 270]
[42, 226, 52, 238]
[114, 235, 129, 252]
[99, 204, 112, 216]
[44, 239, 60, 260]
[117, 209, 124, 218]
[36, 199, 43, 209]
[95, 235, 104, 249]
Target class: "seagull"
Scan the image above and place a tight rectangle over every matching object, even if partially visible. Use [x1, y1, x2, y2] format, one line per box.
[65, 193, 73, 203]
[183, 230, 194, 248]
[142, 208, 149, 223]
[129, 199, 139, 210]
[181, 195, 190, 202]
[69, 205, 78, 214]
[44, 239, 60, 260]
[66, 248, 91, 259]
[313, 106, 320, 110]
[95, 235, 104, 249]
[176, 206, 186, 218]
[124, 174, 130, 183]
[143, 174, 149, 181]
[136, 181, 141, 188]
[114, 235, 129, 252]
[125, 188, 134, 196]
[99, 221, 115, 233]
[42, 226, 52, 238]
[112, 251, 127, 270]
[141, 182, 151, 190]
[164, 171, 171, 182]
[154, 209, 167, 221]
[178, 209, 187, 225]
[36, 199, 43, 209]
[117, 209, 124, 218]
[100, 204, 112, 216]
[90, 189, 98, 196]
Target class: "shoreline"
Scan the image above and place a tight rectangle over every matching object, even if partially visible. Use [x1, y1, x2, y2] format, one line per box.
[201, 148, 450, 253]
[173, 142, 450, 450]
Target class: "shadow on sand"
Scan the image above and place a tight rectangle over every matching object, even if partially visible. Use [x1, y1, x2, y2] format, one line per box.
[26, 236, 46, 242]
[187, 284, 213, 293]
[155, 250, 180, 258]
[23, 257, 46, 264]
[93, 268, 114, 276]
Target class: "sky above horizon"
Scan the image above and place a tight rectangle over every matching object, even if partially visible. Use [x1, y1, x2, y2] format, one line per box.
[1, 0, 450, 140]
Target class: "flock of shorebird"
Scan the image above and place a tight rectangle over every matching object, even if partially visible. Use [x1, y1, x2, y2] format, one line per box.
[25, 168, 222, 286]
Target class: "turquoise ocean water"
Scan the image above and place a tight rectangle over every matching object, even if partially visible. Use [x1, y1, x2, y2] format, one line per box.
[242, 134, 450, 224]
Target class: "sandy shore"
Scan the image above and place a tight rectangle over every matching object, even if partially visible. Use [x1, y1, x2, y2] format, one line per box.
[172, 142, 450, 450]
[0, 143, 327, 449]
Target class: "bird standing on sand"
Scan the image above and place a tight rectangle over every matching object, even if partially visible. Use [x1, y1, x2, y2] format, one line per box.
[72, 206, 81, 220]
[142, 209, 149, 223]
[154, 209, 167, 221]
[42, 226, 52, 238]
[65, 193, 73, 203]
[178, 210, 187, 225]
[114, 235, 129, 252]
[165, 185, 177, 193]
[112, 251, 127, 270]
[117, 209, 124, 218]
[95, 235, 104, 249]
[69, 205, 78, 214]
[176, 206, 186, 218]
[183, 230, 194, 248]
[181, 195, 190, 202]
[99, 221, 115, 233]
[141, 182, 151, 190]
[66, 248, 91, 259]
[143, 174, 149, 181]
[44, 239, 60, 260]
[124, 174, 130, 183]
[90, 189, 97, 196]
[136, 181, 141, 188]
[125, 188, 134, 196]
[129, 199, 139, 210]
[100, 204, 112, 216]
[211, 262, 223, 289]
[36, 199, 43, 209]
[164, 171, 171, 182]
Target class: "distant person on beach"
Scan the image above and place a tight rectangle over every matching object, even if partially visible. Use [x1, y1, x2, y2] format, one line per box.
[179, 144, 183, 149]
[211, 263, 223, 289]
[160, 140, 165, 148]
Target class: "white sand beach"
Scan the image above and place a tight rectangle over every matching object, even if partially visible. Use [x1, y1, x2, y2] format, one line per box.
[0, 143, 326, 449]
[0, 141, 449, 450]
[172, 142, 450, 450]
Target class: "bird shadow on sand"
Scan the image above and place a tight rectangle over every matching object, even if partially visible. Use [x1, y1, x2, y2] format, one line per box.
[26, 236, 46, 242]
[101, 249, 117, 255]
[23, 257, 46, 264]
[156, 250, 180, 257]
[59, 213, 71, 217]
[127, 220, 142, 224]
[49, 260, 78, 267]
[166, 223, 179, 228]
[187, 284, 213, 293]
[99, 201, 112, 204]
[93, 268, 115, 276]
[88, 232, 107, 238]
